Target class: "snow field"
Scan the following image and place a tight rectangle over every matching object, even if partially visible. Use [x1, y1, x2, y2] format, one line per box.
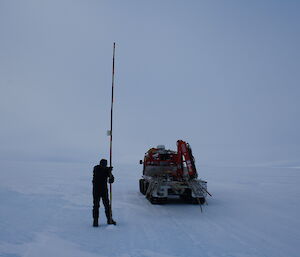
[0, 161, 299, 257]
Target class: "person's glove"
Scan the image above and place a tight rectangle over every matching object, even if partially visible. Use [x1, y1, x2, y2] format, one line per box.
[109, 175, 115, 184]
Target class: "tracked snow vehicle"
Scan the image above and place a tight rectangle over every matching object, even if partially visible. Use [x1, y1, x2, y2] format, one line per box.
[139, 140, 210, 205]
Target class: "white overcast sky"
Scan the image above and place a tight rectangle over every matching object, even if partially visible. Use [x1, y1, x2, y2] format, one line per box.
[0, 0, 299, 166]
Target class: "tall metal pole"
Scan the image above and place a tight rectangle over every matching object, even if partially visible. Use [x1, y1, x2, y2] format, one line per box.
[109, 42, 116, 220]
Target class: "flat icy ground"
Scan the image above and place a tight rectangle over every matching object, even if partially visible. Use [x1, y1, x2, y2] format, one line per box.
[0, 161, 299, 257]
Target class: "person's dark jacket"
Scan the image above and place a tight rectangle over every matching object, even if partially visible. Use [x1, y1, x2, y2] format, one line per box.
[92, 165, 114, 193]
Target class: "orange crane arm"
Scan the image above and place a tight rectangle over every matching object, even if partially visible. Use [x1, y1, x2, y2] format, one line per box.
[176, 140, 198, 179]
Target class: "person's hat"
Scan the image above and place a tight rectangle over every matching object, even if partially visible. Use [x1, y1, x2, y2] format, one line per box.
[100, 159, 108, 167]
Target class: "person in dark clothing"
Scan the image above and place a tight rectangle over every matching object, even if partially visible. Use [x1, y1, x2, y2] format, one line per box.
[92, 159, 116, 227]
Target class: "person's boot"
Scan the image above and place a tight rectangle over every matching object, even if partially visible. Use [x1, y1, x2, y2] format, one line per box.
[93, 219, 99, 227]
[105, 208, 116, 225]
[105, 207, 116, 225]
[93, 207, 99, 227]
[107, 219, 116, 225]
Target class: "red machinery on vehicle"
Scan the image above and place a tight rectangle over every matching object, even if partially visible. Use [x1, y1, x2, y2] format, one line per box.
[139, 140, 210, 205]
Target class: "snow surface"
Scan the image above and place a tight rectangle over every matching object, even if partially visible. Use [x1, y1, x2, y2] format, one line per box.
[0, 160, 299, 257]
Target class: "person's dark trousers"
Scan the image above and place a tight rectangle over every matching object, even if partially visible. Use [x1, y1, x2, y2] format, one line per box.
[93, 187, 111, 224]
